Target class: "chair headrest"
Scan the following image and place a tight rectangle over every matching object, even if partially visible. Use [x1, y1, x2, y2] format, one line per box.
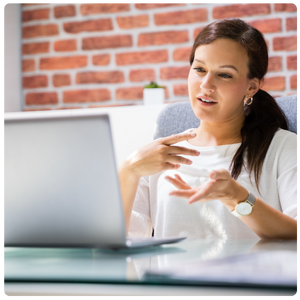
[154, 94, 297, 139]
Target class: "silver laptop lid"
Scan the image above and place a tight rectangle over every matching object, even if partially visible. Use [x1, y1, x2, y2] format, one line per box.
[5, 110, 127, 248]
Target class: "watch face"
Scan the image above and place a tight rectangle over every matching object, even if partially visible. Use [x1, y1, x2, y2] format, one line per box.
[236, 202, 252, 216]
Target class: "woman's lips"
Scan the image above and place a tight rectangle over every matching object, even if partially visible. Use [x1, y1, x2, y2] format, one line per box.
[197, 95, 217, 102]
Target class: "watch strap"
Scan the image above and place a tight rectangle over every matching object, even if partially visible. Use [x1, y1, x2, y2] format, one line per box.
[246, 192, 256, 206]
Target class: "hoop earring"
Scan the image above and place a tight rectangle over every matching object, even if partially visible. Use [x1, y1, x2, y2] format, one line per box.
[244, 95, 253, 105]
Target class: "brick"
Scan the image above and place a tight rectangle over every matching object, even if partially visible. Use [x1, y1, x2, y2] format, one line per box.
[63, 89, 111, 103]
[23, 75, 48, 88]
[54, 39, 77, 52]
[173, 47, 192, 62]
[22, 4, 45, 7]
[92, 54, 110, 66]
[273, 36, 297, 51]
[267, 56, 282, 72]
[287, 55, 297, 70]
[174, 84, 189, 96]
[22, 24, 59, 39]
[22, 59, 35, 72]
[40, 56, 87, 70]
[274, 4, 297, 12]
[116, 50, 168, 65]
[55, 106, 83, 110]
[82, 35, 132, 50]
[213, 4, 270, 19]
[286, 17, 297, 31]
[248, 18, 281, 33]
[135, 4, 185, 10]
[290, 74, 297, 89]
[22, 42, 49, 55]
[138, 30, 189, 46]
[89, 103, 136, 108]
[116, 87, 144, 100]
[53, 74, 71, 87]
[154, 9, 207, 26]
[22, 8, 49, 22]
[261, 76, 285, 91]
[63, 19, 113, 34]
[80, 4, 130, 15]
[193, 27, 205, 40]
[23, 108, 53, 111]
[129, 69, 155, 82]
[117, 15, 149, 29]
[26, 92, 58, 105]
[54, 5, 76, 18]
[164, 87, 169, 99]
[76, 71, 124, 84]
[160, 66, 190, 80]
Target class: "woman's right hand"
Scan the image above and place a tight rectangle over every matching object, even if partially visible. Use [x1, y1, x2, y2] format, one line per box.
[121, 132, 200, 179]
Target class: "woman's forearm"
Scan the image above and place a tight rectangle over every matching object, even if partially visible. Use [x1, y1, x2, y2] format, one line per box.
[222, 184, 297, 239]
[238, 197, 297, 239]
[118, 161, 141, 234]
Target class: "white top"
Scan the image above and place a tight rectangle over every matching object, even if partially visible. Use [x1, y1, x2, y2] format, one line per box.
[128, 129, 297, 239]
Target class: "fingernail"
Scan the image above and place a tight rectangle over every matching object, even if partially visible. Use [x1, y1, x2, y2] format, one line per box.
[190, 133, 196, 136]
[187, 160, 193, 165]
[211, 171, 216, 179]
[195, 150, 200, 155]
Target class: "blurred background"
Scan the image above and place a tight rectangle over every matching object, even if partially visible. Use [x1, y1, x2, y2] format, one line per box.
[5, 3, 297, 113]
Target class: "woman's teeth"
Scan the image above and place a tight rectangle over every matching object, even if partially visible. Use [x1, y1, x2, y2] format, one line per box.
[200, 98, 214, 103]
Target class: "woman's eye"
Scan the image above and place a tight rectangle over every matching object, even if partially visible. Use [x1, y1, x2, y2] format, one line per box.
[220, 73, 232, 78]
[193, 67, 205, 72]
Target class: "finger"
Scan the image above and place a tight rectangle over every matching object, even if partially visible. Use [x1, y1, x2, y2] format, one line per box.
[161, 162, 181, 171]
[165, 176, 191, 190]
[174, 174, 186, 183]
[209, 168, 231, 181]
[162, 132, 197, 145]
[167, 146, 200, 157]
[188, 181, 215, 204]
[165, 154, 193, 166]
[169, 189, 196, 198]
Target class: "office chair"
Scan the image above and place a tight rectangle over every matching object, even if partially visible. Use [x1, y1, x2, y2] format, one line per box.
[153, 94, 297, 139]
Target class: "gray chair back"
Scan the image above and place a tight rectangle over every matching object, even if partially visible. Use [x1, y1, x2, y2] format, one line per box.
[153, 94, 297, 139]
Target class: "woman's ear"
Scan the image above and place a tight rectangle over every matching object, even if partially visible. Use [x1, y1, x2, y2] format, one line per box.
[247, 78, 260, 97]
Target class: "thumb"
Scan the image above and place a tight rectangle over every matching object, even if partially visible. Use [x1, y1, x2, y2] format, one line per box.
[209, 168, 230, 181]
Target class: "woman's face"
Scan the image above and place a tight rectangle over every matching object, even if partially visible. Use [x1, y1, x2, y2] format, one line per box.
[188, 38, 258, 123]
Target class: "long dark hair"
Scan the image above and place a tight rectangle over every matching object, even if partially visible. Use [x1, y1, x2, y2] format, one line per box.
[190, 18, 288, 192]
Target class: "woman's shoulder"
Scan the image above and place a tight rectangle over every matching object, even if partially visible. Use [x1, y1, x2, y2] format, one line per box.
[268, 128, 297, 164]
[272, 128, 297, 145]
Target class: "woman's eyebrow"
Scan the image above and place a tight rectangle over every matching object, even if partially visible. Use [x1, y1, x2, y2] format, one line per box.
[194, 59, 239, 73]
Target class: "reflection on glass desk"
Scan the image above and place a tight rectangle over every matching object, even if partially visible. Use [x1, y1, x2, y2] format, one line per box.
[5, 239, 297, 296]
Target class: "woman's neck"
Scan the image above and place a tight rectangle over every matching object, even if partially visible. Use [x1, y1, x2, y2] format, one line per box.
[189, 116, 245, 147]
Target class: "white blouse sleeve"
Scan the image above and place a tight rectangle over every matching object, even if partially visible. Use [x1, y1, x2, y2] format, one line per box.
[128, 176, 153, 237]
[276, 131, 297, 219]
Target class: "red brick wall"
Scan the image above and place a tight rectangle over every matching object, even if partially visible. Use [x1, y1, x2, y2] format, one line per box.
[21, 3, 297, 111]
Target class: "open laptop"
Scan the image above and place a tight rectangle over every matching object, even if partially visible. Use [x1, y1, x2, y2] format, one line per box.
[5, 109, 185, 249]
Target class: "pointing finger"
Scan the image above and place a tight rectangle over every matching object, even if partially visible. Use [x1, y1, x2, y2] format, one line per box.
[162, 132, 197, 145]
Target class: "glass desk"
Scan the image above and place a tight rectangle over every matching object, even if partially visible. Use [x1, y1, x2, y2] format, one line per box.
[5, 239, 297, 296]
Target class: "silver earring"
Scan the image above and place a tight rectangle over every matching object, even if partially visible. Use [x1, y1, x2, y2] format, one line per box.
[244, 95, 253, 105]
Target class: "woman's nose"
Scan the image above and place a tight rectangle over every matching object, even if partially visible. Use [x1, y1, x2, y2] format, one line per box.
[200, 73, 215, 93]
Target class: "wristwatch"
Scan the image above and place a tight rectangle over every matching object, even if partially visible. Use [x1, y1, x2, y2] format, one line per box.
[231, 192, 256, 217]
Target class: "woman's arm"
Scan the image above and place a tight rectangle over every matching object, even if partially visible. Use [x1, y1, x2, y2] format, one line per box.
[220, 177, 297, 240]
[166, 169, 297, 239]
[118, 132, 200, 234]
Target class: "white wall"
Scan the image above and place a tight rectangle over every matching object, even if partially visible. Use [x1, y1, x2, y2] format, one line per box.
[5, 4, 22, 112]
[5, 104, 167, 168]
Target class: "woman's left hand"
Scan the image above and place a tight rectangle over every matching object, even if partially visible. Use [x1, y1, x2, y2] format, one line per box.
[165, 169, 248, 209]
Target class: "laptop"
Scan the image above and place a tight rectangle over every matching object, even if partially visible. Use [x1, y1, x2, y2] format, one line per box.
[4, 109, 185, 249]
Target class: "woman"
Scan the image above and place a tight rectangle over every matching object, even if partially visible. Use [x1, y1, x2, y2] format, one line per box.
[118, 18, 297, 240]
